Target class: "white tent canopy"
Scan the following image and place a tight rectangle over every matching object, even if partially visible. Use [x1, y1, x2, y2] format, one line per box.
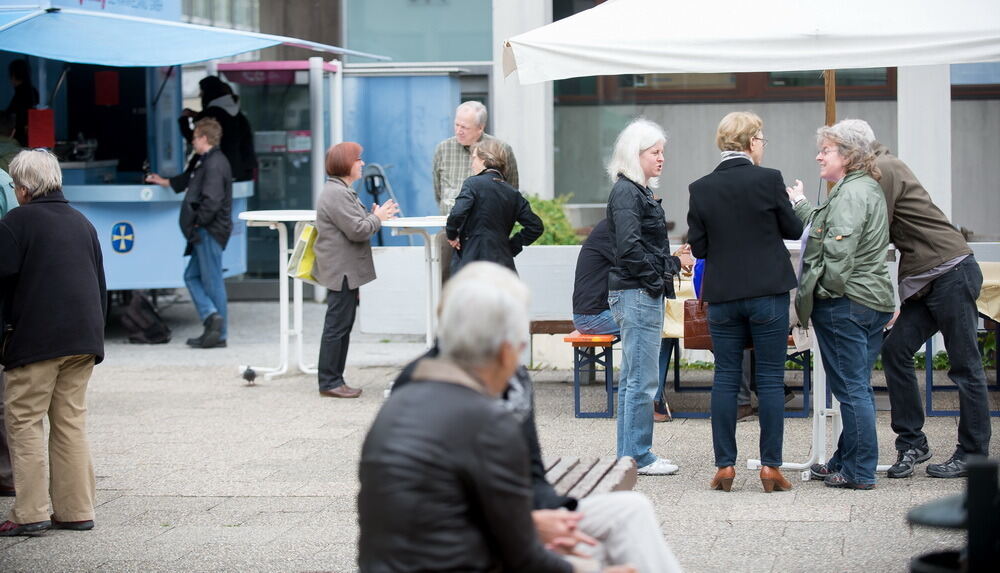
[503, 0, 1000, 84]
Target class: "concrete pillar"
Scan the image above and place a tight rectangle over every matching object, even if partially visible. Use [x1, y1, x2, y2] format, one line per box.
[897, 65, 952, 219]
[492, 2, 553, 199]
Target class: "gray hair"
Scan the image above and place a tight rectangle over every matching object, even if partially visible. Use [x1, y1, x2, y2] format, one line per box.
[606, 118, 666, 188]
[456, 100, 488, 128]
[438, 262, 530, 370]
[816, 118, 880, 180]
[9, 149, 62, 198]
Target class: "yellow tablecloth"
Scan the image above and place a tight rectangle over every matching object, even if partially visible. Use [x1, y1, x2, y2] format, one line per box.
[977, 262, 1000, 322]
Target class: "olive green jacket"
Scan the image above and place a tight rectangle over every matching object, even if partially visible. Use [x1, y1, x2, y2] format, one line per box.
[793, 171, 895, 327]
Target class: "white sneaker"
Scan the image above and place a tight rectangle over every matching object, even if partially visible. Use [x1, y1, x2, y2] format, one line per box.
[637, 458, 679, 475]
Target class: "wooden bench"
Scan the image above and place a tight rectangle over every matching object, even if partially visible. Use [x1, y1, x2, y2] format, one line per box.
[544, 456, 637, 498]
[564, 331, 619, 418]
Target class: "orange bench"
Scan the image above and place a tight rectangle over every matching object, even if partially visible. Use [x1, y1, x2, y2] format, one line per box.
[564, 331, 619, 418]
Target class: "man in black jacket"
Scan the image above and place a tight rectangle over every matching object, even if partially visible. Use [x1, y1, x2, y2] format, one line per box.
[384, 263, 680, 572]
[148, 118, 233, 348]
[0, 149, 106, 536]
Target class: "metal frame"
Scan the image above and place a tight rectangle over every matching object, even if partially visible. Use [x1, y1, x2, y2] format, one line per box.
[571, 338, 618, 418]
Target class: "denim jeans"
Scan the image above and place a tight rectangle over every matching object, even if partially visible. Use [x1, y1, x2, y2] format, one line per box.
[655, 338, 678, 408]
[609, 288, 662, 468]
[184, 228, 228, 340]
[574, 311, 620, 336]
[811, 296, 891, 485]
[882, 256, 991, 456]
[708, 293, 789, 468]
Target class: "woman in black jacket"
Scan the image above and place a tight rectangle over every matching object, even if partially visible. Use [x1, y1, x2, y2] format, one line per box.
[445, 140, 543, 274]
[687, 111, 804, 493]
[606, 119, 693, 477]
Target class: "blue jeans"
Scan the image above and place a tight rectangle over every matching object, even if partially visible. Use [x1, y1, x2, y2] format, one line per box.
[708, 293, 789, 468]
[609, 288, 662, 468]
[882, 256, 991, 456]
[574, 311, 620, 336]
[184, 228, 228, 340]
[811, 297, 891, 485]
[655, 338, 678, 409]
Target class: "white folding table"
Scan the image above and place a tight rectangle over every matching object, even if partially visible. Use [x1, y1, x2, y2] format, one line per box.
[382, 216, 448, 348]
[237, 209, 318, 381]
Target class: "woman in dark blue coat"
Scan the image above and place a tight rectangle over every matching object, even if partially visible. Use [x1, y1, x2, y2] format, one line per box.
[445, 140, 543, 274]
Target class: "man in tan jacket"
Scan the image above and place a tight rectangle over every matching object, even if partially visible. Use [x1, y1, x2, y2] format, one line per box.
[869, 127, 991, 479]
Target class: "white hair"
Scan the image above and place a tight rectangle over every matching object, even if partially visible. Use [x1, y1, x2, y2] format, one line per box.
[438, 262, 530, 370]
[817, 118, 881, 179]
[606, 118, 666, 188]
[456, 101, 488, 128]
[9, 149, 62, 198]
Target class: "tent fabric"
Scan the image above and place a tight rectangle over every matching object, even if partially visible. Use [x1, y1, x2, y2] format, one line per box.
[503, 0, 1000, 84]
[0, 7, 387, 67]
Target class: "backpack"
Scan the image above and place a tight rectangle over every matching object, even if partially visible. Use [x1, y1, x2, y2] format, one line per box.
[121, 292, 172, 344]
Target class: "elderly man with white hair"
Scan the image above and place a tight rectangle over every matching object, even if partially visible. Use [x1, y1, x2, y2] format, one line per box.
[0, 149, 106, 536]
[364, 262, 680, 573]
[432, 100, 519, 214]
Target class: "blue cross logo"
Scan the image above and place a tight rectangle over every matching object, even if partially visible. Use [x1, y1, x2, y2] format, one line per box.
[111, 222, 135, 253]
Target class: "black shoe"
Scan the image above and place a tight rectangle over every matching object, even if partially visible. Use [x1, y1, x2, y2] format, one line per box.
[186, 335, 204, 347]
[824, 472, 876, 490]
[809, 463, 831, 481]
[196, 339, 227, 349]
[927, 452, 967, 478]
[50, 516, 94, 531]
[887, 446, 932, 478]
[199, 313, 224, 348]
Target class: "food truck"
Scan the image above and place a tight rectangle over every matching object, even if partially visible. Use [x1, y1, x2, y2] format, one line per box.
[0, 0, 384, 290]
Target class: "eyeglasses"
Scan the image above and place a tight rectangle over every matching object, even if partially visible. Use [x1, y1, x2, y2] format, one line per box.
[818, 147, 838, 156]
[753, 136, 768, 147]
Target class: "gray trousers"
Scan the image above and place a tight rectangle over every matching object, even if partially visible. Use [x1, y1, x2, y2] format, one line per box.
[570, 491, 683, 572]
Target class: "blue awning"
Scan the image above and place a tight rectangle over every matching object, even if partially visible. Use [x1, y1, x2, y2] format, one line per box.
[0, 6, 388, 67]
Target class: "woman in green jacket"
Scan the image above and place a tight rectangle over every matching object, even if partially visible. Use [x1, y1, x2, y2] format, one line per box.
[786, 119, 894, 490]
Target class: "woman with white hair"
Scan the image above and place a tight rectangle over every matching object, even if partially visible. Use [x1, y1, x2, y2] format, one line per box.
[606, 119, 693, 476]
[787, 119, 894, 489]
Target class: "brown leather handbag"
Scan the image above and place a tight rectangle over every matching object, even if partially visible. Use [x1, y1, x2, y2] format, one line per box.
[683, 298, 713, 350]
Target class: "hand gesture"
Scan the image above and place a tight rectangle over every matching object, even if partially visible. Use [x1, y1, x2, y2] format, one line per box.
[532, 510, 597, 557]
[786, 179, 805, 203]
[145, 173, 169, 187]
[372, 199, 399, 222]
[673, 243, 694, 272]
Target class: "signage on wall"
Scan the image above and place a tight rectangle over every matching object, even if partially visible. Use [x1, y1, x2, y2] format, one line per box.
[111, 221, 135, 254]
[49, 0, 181, 21]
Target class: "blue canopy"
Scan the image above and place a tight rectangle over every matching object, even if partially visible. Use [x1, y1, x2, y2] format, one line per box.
[0, 6, 388, 66]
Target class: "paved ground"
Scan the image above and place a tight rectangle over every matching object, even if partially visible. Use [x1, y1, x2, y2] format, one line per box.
[0, 298, 997, 572]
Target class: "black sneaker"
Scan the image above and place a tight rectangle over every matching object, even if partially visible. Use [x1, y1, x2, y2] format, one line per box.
[926, 452, 967, 478]
[823, 471, 876, 490]
[887, 446, 932, 478]
[809, 463, 831, 481]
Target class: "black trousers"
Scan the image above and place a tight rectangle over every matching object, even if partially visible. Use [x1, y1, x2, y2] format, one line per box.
[0, 370, 12, 489]
[318, 277, 358, 391]
[882, 256, 992, 456]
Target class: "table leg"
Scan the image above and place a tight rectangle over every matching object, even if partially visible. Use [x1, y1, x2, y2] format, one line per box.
[238, 221, 290, 380]
[426, 231, 442, 348]
[294, 276, 318, 374]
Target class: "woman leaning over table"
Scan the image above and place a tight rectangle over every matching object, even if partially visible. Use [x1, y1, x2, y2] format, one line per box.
[313, 142, 398, 399]
[606, 118, 693, 476]
[687, 111, 804, 493]
[786, 119, 894, 489]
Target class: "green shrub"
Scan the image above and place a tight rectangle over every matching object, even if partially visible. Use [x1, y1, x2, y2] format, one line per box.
[513, 194, 579, 246]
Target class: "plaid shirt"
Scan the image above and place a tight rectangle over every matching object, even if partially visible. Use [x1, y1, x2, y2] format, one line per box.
[431, 133, 519, 214]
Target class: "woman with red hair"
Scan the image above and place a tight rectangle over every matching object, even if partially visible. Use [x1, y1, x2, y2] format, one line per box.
[313, 142, 398, 398]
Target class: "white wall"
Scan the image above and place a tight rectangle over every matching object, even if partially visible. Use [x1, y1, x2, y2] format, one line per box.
[492, 1, 554, 199]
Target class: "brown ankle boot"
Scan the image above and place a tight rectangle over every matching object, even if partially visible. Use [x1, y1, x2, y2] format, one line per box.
[710, 466, 736, 492]
[760, 466, 792, 493]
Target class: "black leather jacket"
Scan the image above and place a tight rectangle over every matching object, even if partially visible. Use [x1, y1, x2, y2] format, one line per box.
[170, 147, 233, 256]
[359, 359, 572, 573]
[606, 175, 679, 298]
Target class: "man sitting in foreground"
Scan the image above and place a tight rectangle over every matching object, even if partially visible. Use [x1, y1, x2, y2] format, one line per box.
[362, 262, 679, 572]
